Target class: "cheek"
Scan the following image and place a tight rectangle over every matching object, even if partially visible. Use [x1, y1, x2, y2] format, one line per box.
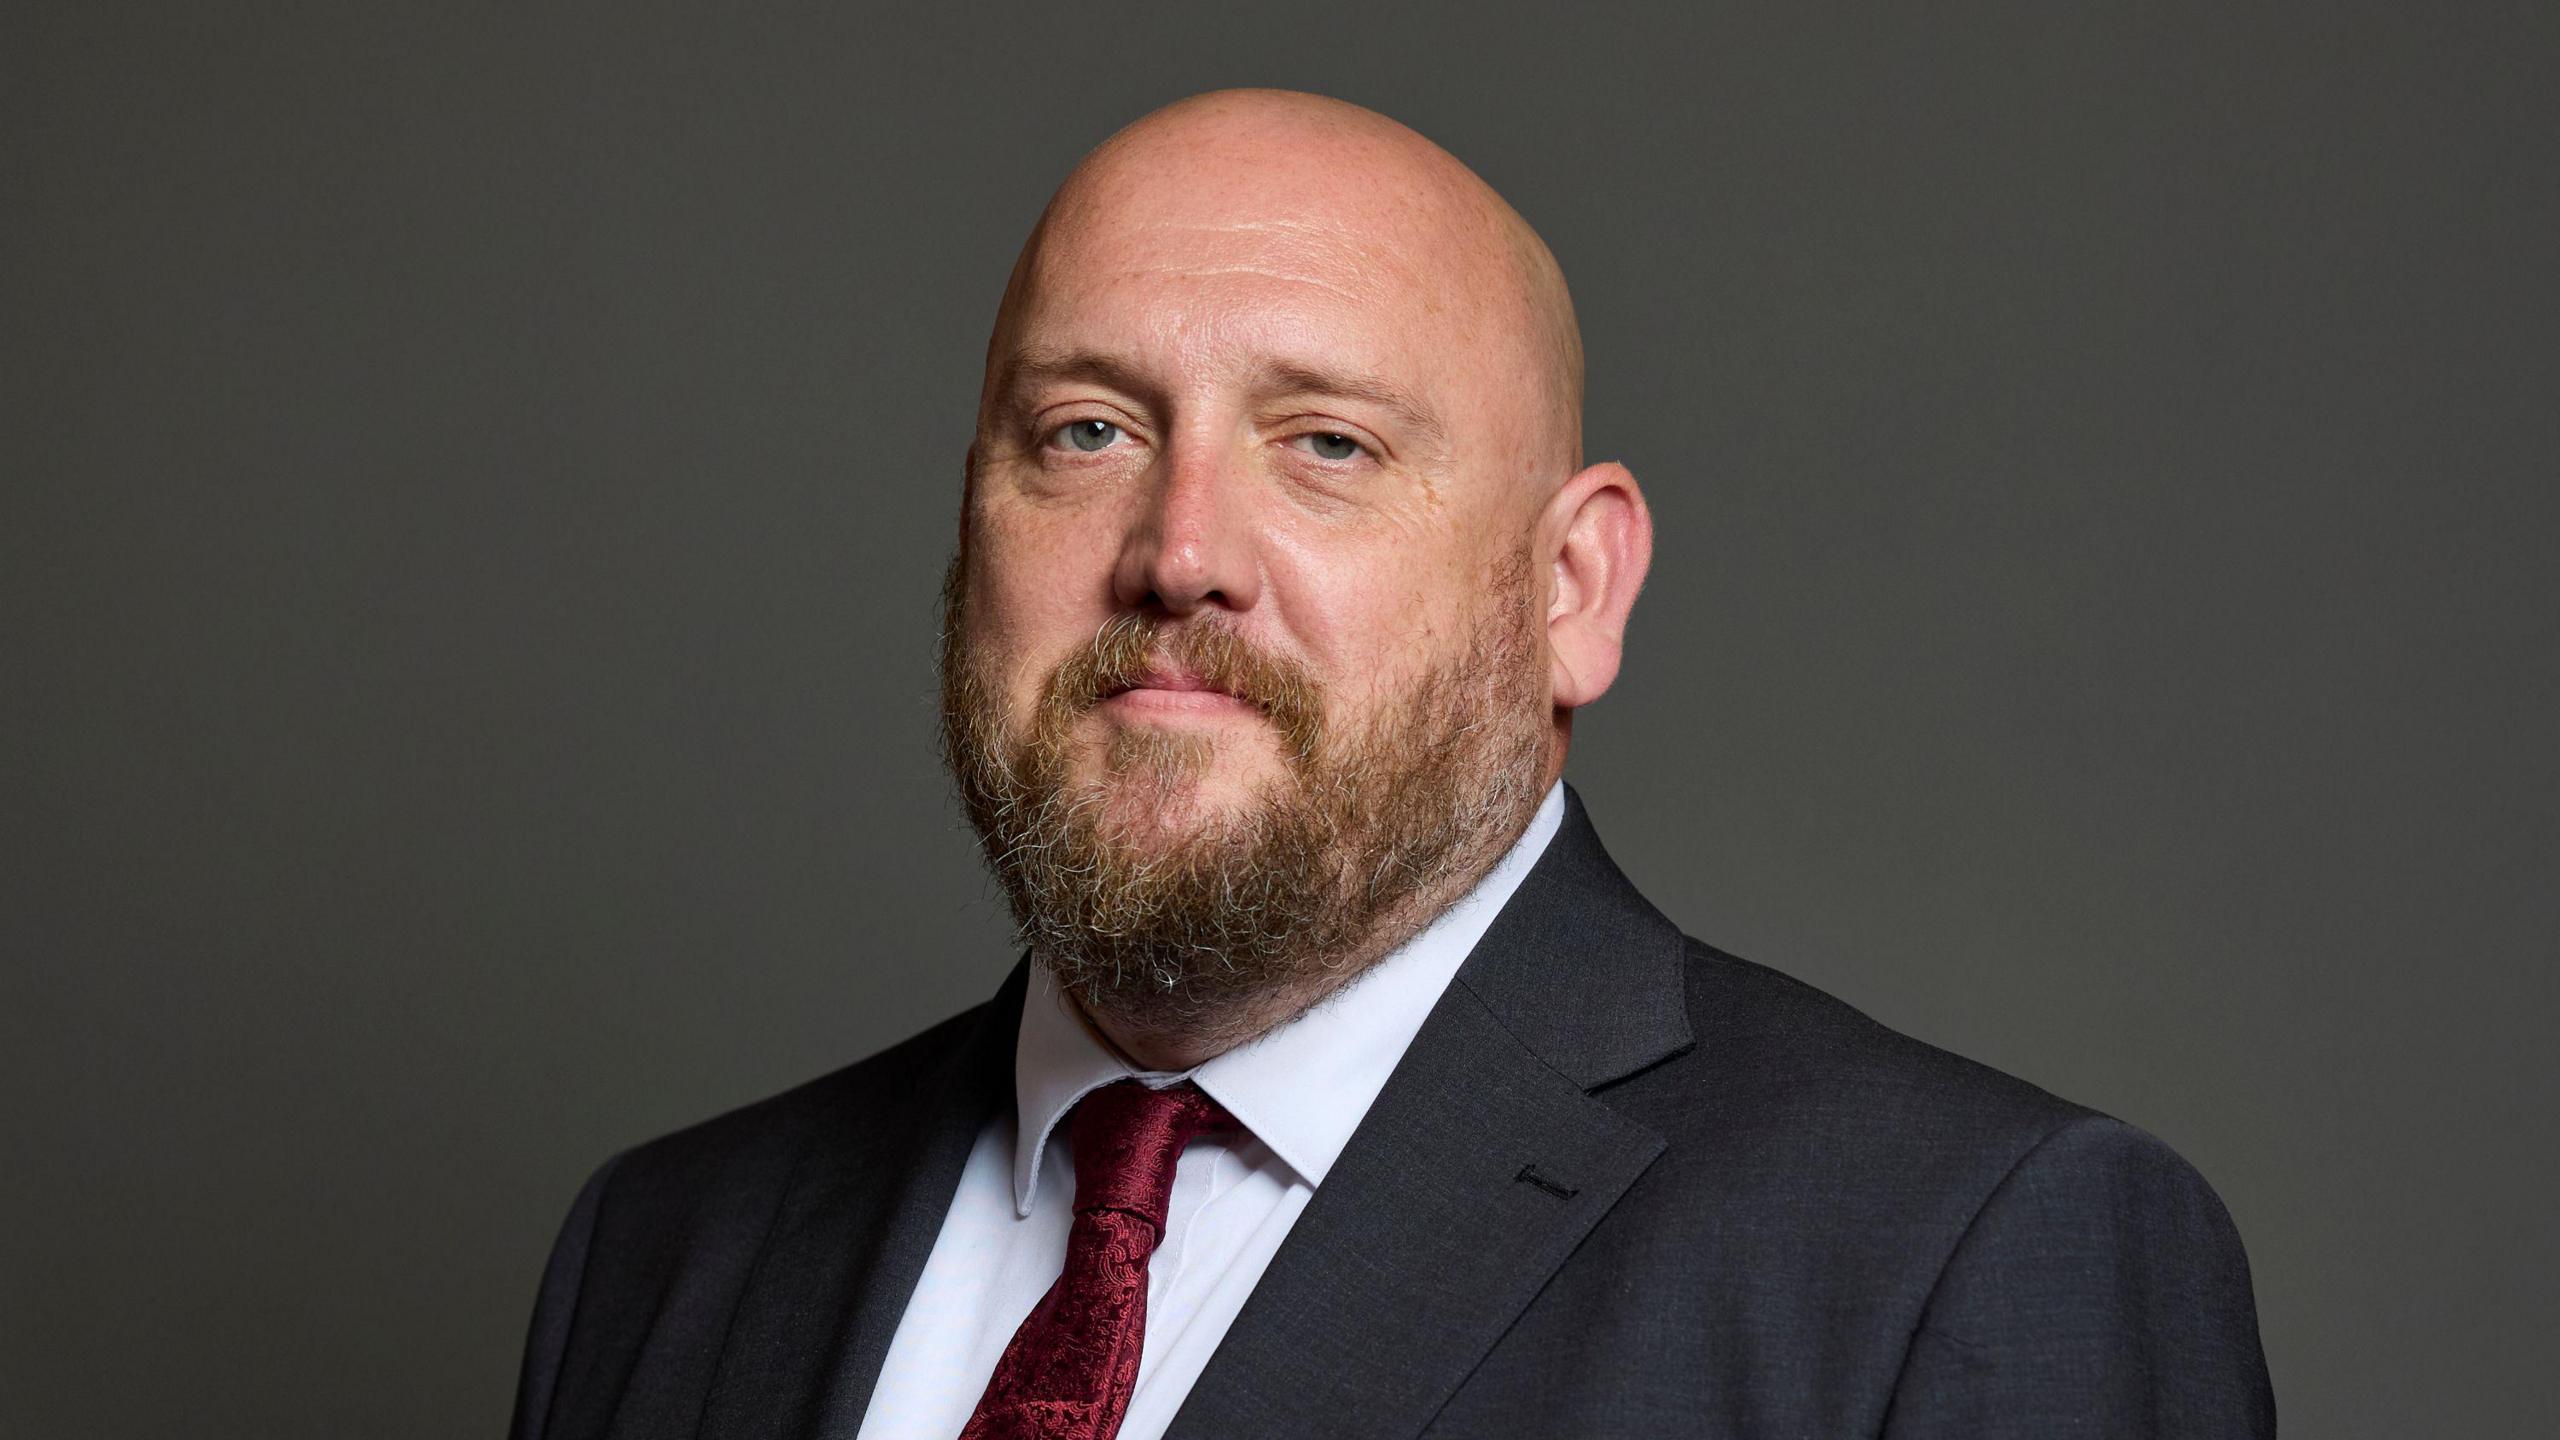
[964, 481, 1132, 722]
[973, 488, 1127, 600]
[969, 504, 1106, 633]
[1267, 542, 1471, 703]
[958, 564, 1073, 721]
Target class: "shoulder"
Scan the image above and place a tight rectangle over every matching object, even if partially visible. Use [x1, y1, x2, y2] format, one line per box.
[1604, 937, 2234, 1262]
[509, 996, 1007, 1440]
[1586, 938, 2265, 1365]
[574, 996, 997, 1232]
[1658, 935, 2092, 1143]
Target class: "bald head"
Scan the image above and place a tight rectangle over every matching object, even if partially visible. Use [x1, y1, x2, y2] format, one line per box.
[983, 89, 1586, 482]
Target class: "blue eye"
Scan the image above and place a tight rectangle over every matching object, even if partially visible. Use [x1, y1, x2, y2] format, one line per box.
[1055, 419, 1122, 453]
[1296, 432, 1363, 461]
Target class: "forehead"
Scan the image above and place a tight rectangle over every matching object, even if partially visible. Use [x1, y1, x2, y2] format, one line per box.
[1002, 145, 1520, 394]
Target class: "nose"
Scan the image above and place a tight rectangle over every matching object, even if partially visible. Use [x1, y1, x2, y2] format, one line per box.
[1110, 437, 1262, 616]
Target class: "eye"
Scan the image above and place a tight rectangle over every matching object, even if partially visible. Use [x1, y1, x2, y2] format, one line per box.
[1292, 431, 1366, 462]
[1049, 419, 1125, 453]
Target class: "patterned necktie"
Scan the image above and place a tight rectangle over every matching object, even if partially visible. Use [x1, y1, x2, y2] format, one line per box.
[960, 1078, 1237, 1440]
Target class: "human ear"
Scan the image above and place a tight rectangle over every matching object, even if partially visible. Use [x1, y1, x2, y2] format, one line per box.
[1540, 461, 1653, 709]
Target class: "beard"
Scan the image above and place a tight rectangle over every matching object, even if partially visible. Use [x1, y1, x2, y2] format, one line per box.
[936, 549, 1553, 1051]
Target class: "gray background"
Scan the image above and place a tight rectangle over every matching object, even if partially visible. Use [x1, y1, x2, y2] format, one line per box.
[5, 2, 2552, 1435]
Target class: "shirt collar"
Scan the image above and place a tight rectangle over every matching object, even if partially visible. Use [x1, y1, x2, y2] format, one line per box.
[1009, 781, 1566, 1216]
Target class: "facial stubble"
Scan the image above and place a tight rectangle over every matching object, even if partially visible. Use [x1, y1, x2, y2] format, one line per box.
[937, 551, 1552, 1054]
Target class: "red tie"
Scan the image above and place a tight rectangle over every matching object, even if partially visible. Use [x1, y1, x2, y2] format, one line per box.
[960, 1079, 1237, 1440]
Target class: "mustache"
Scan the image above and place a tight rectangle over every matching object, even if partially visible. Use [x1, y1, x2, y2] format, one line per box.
[1039, 614, 1324, 764]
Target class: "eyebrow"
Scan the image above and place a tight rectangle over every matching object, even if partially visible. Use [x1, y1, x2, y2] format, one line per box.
[995, 347, 1159, 407]
[994, 347, 1449, 457]
[1257, 359, 1448, 456]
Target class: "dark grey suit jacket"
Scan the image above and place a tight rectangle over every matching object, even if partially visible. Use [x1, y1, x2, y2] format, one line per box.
[510, 790, 2275, 1438]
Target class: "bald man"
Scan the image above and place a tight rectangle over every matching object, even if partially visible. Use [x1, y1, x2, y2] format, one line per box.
[509, 93, 2274, 1440]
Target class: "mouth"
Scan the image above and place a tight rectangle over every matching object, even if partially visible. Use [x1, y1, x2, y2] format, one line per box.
[1102, 665, 1258, 716]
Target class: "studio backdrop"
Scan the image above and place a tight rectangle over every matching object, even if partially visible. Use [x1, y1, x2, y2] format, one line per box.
[5, 3, 2552, 1437]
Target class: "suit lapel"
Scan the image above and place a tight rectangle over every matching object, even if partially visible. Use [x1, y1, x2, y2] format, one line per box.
[695, 962, 1026, 1440]
[1161, 989, 1666, 1440]
[1165, 788, 1693, 1440]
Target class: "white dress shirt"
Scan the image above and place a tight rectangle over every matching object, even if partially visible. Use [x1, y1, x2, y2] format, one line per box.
[853, 782, 1565, 1440]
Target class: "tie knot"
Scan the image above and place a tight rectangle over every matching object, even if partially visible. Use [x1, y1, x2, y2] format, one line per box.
[1068, 1079, 1235, 1232]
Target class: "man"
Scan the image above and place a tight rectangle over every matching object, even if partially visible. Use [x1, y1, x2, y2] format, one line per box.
[509, 90, 2274, 1439]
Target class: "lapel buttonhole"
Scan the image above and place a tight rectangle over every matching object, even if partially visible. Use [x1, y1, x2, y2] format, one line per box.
[1514, 1163, 1578, 1201]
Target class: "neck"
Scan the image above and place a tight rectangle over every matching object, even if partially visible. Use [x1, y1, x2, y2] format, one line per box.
[1069, 923, 1410, 1072]
[1074, 984, 1329, 1073]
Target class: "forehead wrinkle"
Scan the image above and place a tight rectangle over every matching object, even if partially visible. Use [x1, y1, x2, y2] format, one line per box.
[1071, 215, 1422, 305]
[1110, 261, 1376, 310]
[1144, 216, 1371, 238]
[1126, 214, 1424, 264]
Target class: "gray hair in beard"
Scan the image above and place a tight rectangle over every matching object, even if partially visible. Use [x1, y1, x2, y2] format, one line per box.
[936, 548, 1552, 1049]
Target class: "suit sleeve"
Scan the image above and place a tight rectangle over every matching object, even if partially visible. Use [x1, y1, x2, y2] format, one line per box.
[1880, 1115, 2276, 1439]
[508, 1154, 622, 1440]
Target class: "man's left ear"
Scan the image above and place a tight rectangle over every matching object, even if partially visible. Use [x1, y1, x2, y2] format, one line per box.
[1539, 461, 1654, 709]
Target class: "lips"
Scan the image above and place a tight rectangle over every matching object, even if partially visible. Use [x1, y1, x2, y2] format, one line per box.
[1100, 662, 1261, 716]
[1113, 665, 1225, 697]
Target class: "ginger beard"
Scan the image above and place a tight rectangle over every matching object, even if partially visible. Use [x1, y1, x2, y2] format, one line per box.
[937, 549, 1553, 1050]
